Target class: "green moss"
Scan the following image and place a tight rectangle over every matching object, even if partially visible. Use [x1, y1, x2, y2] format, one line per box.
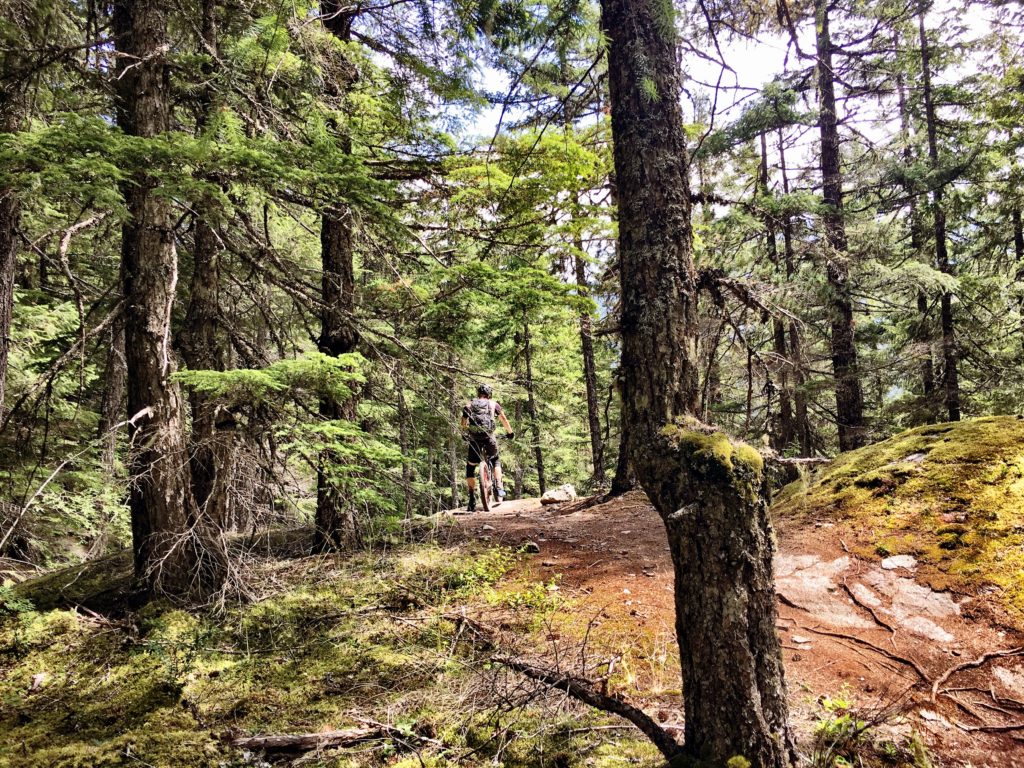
[664, 426, 764, 477]
[2, 540, 613, 768]
[774, 416, 1024, 625]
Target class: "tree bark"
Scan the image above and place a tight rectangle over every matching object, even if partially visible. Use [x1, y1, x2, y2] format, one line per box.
[395, 361, 413, 519]
[760, 134, 794, 451]
[574, 237, 605, 484]
[314, 1, 362, 550]
[182, 0, 237, 529]
[896, 49, 936, 417]
[600, 0, 794, 764]
[521, 318, 546, 494]
[447, 356, 460, 509]
[97, 315, 127, 471]
[917, 2, 960, 421]
[607, 415, 635, 497]
[778, 129, 811, 456]
[815, 0, 866, 451]
[0, 32, 24, 418]
[114, 0, 221, 597]
[0, 181, 17, 419]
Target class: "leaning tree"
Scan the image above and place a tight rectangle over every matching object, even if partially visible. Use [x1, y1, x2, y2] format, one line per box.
[599, 0, 795, 764]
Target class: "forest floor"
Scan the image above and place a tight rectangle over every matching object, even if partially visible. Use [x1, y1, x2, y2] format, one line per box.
[445, 491, 1024, 768]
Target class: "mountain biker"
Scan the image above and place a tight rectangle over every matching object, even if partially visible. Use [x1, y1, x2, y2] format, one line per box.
[461, 383, 514, 512]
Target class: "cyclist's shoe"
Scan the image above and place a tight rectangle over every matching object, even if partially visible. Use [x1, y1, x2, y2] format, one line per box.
[493, 487, 506, 506]
[466, 491, 477, 513]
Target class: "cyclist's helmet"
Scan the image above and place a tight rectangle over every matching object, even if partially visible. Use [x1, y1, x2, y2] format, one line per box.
[476, 383, 493, 397]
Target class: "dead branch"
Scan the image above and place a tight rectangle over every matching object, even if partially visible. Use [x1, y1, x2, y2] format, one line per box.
[228, 726, 381, 752]
[491, 655, 682, 760]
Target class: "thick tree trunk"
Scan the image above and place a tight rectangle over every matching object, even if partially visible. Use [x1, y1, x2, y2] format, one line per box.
[521, 319, 546, 494]
[314, 1, 361, 550]
[917, 4, 960, 422]
[600, 0, 794, 764]
[114, 0, 222, 597]
[815, 0, 866, 451]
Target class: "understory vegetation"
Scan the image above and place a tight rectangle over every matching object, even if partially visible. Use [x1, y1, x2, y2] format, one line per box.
[2, 529, 939, 768]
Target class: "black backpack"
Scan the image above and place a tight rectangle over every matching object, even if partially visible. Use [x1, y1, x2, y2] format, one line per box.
[466, 398, 497, 433]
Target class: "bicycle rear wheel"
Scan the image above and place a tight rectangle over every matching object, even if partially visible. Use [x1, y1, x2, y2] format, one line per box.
[479, 462, 491, 511]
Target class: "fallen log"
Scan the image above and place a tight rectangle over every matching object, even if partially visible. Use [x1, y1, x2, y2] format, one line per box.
[228, 726, 380, 752]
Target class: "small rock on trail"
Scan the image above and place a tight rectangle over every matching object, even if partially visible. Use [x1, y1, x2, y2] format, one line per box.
[540, 484, 577, 505]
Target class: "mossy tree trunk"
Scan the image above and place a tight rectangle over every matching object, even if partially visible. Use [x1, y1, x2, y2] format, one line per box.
[600, 0, 794, 764]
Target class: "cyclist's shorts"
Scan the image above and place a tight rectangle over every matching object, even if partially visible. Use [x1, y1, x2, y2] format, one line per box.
[466, 433, 499, 475]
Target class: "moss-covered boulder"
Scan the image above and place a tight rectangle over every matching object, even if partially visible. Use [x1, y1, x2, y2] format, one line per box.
[774, 416, 1024, 624]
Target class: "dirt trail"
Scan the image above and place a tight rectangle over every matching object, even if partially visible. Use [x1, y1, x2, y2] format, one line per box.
[447, 492, 1024, 768]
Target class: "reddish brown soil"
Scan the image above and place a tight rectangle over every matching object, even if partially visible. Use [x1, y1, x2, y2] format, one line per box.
[449, 491, 1024, 768]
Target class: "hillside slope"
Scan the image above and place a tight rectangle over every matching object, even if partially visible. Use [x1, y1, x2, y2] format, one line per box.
[774, 415, 1024, 625]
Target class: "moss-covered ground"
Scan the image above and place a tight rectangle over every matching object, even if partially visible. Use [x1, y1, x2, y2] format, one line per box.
[0, 541, 660, 768]
[774, 415, 1024, 624]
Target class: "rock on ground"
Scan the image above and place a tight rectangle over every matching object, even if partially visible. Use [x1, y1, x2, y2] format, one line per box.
[540, 484, 577, 505]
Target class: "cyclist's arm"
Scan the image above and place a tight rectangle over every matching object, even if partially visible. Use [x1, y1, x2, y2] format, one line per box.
[498, 412, 513, 434]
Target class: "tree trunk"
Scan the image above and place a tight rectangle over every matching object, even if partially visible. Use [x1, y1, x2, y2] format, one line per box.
[513, 395, 525, 499]
[574, 240, 605, 485]
[607, 415, 635, 497]
[1014, 209, 1024, 350]
[314, 1, 361, 550]
[0, 47, 23, 417]
[815, 0, 866, 451]
[917, 3, 960, 422]
[600, 0, 794, 764]
[114, 0, 222, 597]
[521, 318, 546, 494]
[182, 0, 236, 528]
[778, 129, 811, 456]
[0, 185, 17, 419]
[447, 357, 460, 509]
[395, 361, 413, 519]
[760, 135, 794, 451]
[97, 315, 127, 471]
[896, 51, 936, 417]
